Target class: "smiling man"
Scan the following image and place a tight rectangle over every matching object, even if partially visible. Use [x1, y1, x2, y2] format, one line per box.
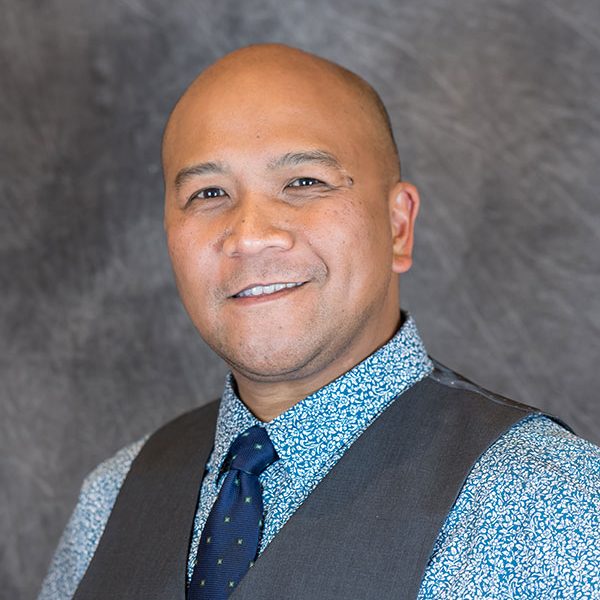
[161, 46, 415, 423]
[39, 44, 599, 600]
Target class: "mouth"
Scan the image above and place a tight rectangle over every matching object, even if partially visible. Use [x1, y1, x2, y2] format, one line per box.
[232, 281, 306, 299]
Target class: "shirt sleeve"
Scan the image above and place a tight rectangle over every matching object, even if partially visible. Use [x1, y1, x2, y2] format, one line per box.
[418, 415, 600, 598]
[37, 438, 146, 600]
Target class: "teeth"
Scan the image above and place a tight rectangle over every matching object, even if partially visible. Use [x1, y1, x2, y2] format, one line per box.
[237, 282, 302, 298]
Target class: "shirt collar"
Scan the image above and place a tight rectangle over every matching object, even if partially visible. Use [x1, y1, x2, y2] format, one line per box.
[208, 313, 433, 485]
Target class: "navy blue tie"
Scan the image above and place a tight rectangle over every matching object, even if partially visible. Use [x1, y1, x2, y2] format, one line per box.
[188, 426, 278, 599]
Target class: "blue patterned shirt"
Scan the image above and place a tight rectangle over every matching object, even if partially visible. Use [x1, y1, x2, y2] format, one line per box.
[38, 316, 600, 599]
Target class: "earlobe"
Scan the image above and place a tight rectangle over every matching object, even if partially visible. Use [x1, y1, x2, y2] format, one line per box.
[389, 181, 420, 274]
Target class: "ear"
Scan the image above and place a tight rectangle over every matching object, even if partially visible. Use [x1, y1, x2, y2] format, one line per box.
[388, 181, 420, 274]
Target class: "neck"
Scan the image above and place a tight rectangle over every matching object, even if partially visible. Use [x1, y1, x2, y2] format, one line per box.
[231, 313, 402, 422]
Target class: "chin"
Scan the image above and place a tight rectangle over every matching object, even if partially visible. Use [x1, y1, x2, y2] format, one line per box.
[216, 338, 322, 383]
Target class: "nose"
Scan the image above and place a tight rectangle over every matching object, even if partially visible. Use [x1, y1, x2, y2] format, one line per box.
[221, 196, 295, 257]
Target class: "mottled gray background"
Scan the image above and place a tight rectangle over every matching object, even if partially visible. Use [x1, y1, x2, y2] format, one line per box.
[1, 0, 599, 597]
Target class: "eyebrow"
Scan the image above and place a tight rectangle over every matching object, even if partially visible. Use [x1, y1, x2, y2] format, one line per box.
[174, 161, 229, 191]
[173, 150, 346, 191]
[267, 150, 345, 171]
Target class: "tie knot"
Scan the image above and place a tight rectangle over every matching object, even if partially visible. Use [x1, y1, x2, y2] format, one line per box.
[225, 426, 278, 476]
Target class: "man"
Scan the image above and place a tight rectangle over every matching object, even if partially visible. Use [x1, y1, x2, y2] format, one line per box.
[39, 44, 599, 599]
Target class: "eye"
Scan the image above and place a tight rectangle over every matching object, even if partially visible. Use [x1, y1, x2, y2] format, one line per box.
[188, 187, 227, 203]
[287, 177, 324, 188]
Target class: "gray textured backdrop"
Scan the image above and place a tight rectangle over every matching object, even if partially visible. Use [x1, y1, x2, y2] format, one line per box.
[2, 1, 599, 598]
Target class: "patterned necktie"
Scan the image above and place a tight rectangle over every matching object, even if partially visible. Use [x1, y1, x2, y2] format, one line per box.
[188, 425, 278, 599]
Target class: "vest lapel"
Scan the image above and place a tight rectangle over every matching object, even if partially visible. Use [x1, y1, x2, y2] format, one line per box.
[73, 400, 219, 600]
[231, 375, 536, 600]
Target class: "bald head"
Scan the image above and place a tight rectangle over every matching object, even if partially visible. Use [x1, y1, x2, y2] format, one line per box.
[162, 44, 400, 182]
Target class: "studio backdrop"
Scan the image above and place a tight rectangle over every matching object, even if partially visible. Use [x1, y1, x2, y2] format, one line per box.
[1, 1, 599, 598]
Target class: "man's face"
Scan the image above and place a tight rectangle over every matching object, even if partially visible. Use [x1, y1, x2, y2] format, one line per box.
[163, 56, 415, 387]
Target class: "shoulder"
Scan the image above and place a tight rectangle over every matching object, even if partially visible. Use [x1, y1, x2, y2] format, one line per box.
[38, 437, 147, 600]
[426, 359, 542, 419]
[80, 437, 147, 499]
[450, 415, 600, 534]
[72, 436, 149, 538]
[420, 415, 600, 597]
[423, 360, 598, 486]
[481, 414, 599, 486]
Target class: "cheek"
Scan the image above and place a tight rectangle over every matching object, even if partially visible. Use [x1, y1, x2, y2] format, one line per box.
[305, 199, 391, 278]
[167, 223, 214, 290]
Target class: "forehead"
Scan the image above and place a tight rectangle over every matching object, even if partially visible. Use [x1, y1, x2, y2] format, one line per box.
[162, 64, 376, 178]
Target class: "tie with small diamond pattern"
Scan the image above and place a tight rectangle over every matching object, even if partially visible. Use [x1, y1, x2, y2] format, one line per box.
[188, 426, 278, 599]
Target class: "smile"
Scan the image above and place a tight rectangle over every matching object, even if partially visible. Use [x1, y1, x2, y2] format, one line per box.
[233, 282, 304, 298]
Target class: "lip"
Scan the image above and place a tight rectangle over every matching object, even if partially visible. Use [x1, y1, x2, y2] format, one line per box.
[229, 281, 307, 303]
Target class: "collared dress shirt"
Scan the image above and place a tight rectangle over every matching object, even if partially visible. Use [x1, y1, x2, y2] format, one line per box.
[38, 316, 600, 599]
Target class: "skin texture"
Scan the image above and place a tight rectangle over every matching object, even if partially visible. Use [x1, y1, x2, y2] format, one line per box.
[162, 44, 420, 421]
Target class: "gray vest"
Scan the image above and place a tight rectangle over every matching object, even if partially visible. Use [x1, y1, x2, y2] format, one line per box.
[73, 360, 557, 599]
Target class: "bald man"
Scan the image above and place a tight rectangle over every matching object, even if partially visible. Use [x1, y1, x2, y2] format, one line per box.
[39, 45, 599, 600]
